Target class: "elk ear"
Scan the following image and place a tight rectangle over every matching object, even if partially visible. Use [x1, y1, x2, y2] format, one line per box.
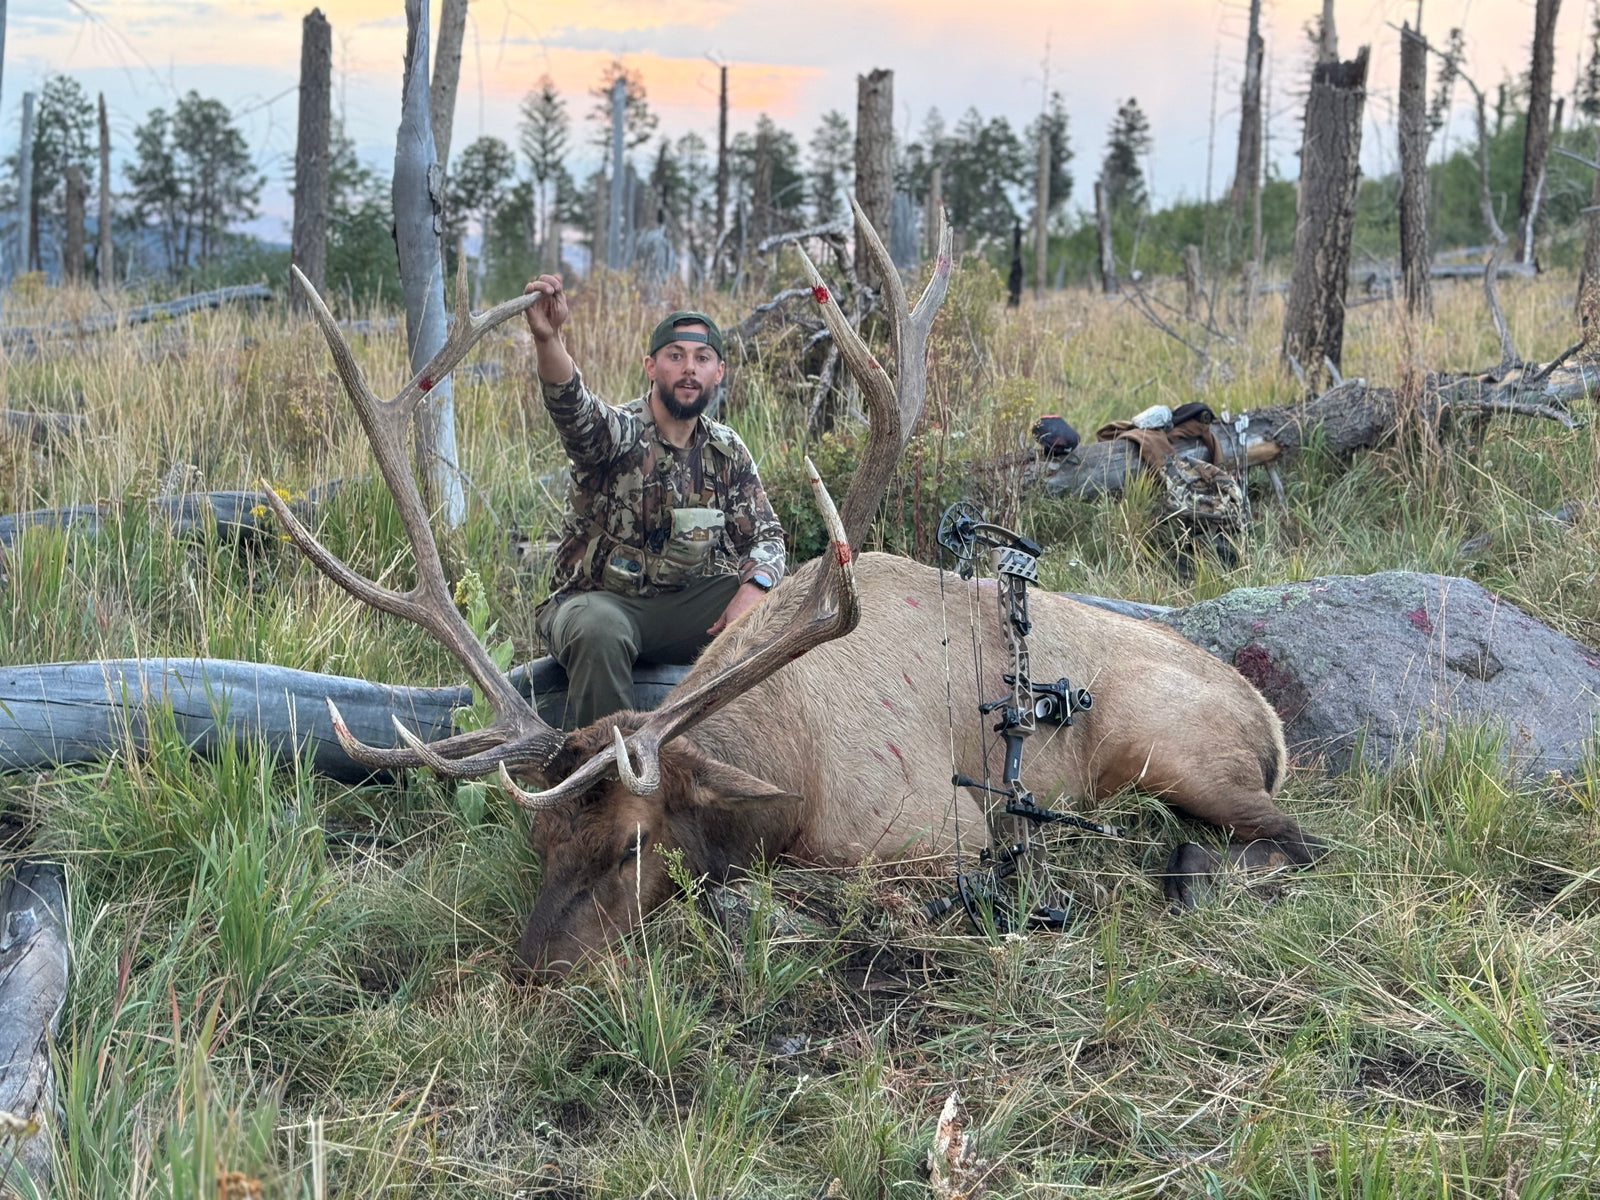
[689, 757, 798, 806]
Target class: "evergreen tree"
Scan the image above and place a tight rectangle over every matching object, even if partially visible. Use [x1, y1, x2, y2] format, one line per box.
[445, 135, 516, 278]
[1025, 90, 1074, 216]
[807, 109, 853, 223]
[324, 120, 395, 305]
[1580, 16, 1600, 121]
[127, 90, 262, 275]
[942, 107, 1027, 241]
[519, 75, 571, 255]
[730, 115, 805, 227]
[1101, 97, 1151, 212]
[7, 75, 98, 270]
[587, 60, 658, 155]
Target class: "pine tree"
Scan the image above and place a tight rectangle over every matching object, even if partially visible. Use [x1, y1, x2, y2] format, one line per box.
[587, 60, 658, 155]
[807, 109, 853, 223]
[1026, 90, 1073, 213]
[1101, 97, 1151, 212]
[519, 75, 571, 257]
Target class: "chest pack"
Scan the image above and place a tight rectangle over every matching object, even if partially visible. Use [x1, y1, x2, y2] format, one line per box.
[590, 431, 732, 596]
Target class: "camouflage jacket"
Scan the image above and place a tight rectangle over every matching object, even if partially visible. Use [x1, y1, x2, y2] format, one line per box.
[539, 370, 787, 602]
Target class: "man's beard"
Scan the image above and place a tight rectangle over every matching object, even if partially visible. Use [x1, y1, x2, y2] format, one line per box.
[655, 378, 714, 421]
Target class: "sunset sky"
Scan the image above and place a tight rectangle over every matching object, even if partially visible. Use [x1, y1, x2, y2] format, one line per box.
[2, 0, 1585, 240]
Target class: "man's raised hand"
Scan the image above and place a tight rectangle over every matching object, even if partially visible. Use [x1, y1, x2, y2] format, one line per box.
[523, 275, 570, 343]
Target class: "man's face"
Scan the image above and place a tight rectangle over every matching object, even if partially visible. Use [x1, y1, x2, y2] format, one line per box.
[644, 325, 726, 421]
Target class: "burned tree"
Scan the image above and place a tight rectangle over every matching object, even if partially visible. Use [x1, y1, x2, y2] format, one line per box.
[1281, 47, 1368, 387]
[430, 0, 467, 173]
[291, 7, 332, 302]
[1231, 0, 1264, 267]
[1516, 0, 1562, 265]
[1095, 179, 1117, 295]
[96, 93, 111, 287]
[63, 165, 85, 282]
[1398, 23, 1431, 320]
[854, 68, 893, 288]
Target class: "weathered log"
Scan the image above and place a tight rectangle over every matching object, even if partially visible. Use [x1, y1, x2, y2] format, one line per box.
[0, 483, 346, 551]
[0, 860, 68, 1196]
[0, 284, 274, 350]
[1038, 359, 1592, 500]
[2, 410, 85, 442]
[0, 658, 686, 781]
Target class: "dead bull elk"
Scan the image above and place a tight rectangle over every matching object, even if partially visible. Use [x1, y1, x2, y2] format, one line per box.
[267, 202, 1324, 976]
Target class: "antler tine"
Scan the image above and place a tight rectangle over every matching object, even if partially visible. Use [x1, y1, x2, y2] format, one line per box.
[390, 285, 545, 417]
[849, 192, 909, 364]
[615, 456, 857, 787]
[277, 269, 566, 775]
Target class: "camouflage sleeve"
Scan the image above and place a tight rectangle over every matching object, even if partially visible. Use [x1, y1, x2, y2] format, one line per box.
[721, 436, 788, 586]
[539, 369, 641, 469]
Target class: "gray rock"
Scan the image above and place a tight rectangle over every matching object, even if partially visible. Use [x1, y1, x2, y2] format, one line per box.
[1159, 571, 1600, 776]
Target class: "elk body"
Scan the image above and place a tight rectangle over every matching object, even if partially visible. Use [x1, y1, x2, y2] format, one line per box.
[266, 201, 1322, 981]
[518, 551, 1308, 972]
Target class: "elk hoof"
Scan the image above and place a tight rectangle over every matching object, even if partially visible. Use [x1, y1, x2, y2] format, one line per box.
[1162, 842, 1222, 908]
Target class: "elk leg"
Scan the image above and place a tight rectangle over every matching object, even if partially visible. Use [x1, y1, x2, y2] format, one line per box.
[1162, 824, 1329, 907]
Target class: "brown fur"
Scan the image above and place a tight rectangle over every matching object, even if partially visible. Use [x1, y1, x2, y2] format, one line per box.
[520, 552, 1318, 973]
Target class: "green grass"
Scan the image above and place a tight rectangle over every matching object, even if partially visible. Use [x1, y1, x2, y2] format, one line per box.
[1, 267, 1598, 1196]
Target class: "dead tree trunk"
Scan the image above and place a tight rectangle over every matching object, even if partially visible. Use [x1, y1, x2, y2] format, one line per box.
[1231, 0, 1264, 265]
[18, 92, 34, 275]
[1183, 244, 1202, 319]
[0, 860, 68, 1198]
[1095, 179, 1118, 295]
[715, 62, 729, 251]
[926, 163, 943, 259]
[1033, 113, 1049, 299]
[1039, 356, 1587, 502]
[96, 93, 112, 288]
[854, 68, 894, 289]
[1282, 47, 1368, 388]
[753, 124, 773, 244]
[63, 165, 85, 283]
[394, 0, 464, 529]
[1398, 23, 1432, 320]
[1317, 0, 1338, 62]
[1581, 134, 1600, 311]
[1517, 0, 1561, 265]
[291, 7, 332, 305]
[429, 0, 467, 174]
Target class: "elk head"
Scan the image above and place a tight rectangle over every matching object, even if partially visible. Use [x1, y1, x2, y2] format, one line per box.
[268, 198, 950, 976]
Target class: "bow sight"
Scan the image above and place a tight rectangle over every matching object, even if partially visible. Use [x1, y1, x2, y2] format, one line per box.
[930, 501, 1126, 934]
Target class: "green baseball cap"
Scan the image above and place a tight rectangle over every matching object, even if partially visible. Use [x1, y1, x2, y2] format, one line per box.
[648, 311, 724, 359]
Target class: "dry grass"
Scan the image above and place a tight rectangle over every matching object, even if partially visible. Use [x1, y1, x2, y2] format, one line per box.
[1, 263, 1597, 1197]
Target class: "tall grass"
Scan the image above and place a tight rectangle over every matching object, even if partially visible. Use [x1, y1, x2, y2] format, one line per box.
[1, 266, 1597, 1196]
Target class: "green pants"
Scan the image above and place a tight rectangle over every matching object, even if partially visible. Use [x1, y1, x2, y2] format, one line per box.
[537, 573, 740, 727]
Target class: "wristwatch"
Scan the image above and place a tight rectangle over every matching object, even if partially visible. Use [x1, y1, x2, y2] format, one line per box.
[748, 572, 775, 591]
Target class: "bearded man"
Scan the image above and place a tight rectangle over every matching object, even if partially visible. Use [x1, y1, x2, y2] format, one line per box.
[522, 274, 787, 725]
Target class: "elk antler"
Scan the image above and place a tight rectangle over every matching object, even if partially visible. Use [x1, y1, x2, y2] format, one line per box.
[801, 196, 953, 550]
[264, 263, 568, 777]
[498, 455, 856, 809]
[499, 200, 953, 807]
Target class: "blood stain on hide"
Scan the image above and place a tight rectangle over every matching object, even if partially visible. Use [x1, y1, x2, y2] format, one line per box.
[881, 698, 895, 710]
[905, 596, 921, 608]
[1405, 607, 1434, 634]
[903, 672, 915, 689]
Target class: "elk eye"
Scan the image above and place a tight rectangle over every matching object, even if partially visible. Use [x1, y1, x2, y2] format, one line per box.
[619, 837, 642, 866]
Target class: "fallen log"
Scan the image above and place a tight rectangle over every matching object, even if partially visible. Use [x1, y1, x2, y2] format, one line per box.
[1, 284, 274, 351]
[2, 410, 86, 442]
[0, 482, 346, 551]
[0, 860, 68, 1195]
[1040, 358, 1593, 500]
[0, 657, 686, 782]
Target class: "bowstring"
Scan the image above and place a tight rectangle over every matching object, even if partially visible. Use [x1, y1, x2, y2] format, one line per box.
[935, 554, 965, 874]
